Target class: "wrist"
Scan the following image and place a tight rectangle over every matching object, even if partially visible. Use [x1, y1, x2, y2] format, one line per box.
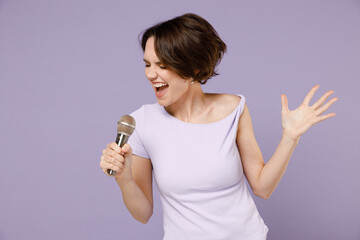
[115, 170, 133, 184]
[282, 129, 300, 144]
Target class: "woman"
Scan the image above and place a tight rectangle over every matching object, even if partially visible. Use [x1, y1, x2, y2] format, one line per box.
[99, 13, 337, 240]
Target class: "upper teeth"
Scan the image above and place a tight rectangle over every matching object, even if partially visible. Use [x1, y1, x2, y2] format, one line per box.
[153, 83, 168, 87]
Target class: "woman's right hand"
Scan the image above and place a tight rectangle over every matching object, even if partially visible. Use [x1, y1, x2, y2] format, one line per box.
[100, 142, 133, 178]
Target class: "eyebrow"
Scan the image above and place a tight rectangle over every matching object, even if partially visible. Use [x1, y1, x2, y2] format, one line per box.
[143, 59, 162, 65]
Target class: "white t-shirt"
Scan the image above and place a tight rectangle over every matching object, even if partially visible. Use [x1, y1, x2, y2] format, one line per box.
[128, 94, 269, 240]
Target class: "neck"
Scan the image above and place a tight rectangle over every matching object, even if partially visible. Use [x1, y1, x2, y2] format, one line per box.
[165, 82, 207, 122]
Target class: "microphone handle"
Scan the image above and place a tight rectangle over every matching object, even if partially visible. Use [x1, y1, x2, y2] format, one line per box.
[107, 133, 130, 176]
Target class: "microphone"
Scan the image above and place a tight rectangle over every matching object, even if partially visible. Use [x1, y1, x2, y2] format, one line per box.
[107, 115, 136, 176]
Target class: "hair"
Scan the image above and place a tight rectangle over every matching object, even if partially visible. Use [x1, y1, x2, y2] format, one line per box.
[139, 13, 227, 85]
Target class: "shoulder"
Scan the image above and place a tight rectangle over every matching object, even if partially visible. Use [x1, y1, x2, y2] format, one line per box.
[130, 103, 158, 118]
[203, 93, 243, 122]
[221, 93, 242, 107]
[209, 93, 242, 114]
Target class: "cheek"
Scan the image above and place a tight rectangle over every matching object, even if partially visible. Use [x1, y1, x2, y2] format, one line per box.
[172, 80, 189, 94]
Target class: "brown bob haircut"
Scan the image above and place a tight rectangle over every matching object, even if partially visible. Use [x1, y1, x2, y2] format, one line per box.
[140, 13, 227, 85]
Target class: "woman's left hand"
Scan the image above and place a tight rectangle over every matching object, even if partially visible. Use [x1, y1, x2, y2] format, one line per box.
[281, 85, 338, 141]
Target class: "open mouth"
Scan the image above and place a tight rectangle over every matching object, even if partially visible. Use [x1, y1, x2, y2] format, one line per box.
[156, 85, 167, 91]
[154, 83, 169, 98]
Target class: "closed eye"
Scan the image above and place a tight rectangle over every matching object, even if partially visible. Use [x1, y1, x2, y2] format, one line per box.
[144, 64, 166, 69]
[143, 59, 166, 69]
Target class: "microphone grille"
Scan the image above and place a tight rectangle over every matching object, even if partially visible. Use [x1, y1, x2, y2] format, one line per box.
[117, 115, 136, 135]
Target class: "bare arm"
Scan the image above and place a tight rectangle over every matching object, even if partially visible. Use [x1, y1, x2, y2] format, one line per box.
[237, 106, 298, 199]
[237, 86, 337, 199]
[236, 103, 270, 199]
[100, 143, 153, 223]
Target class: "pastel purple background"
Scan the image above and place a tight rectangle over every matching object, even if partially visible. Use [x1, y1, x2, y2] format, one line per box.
[0, 0, 359, 239]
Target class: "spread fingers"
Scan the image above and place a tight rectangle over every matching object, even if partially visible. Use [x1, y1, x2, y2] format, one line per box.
[311, 90, 335, 110]
[315, 97, 338, 115]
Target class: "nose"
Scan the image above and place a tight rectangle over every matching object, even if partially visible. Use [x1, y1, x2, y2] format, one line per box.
[145, 67, 158, 81]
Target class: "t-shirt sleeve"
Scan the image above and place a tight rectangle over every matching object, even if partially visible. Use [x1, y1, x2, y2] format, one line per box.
[127, 105, 150, 159]
[238, 94, 246, 115]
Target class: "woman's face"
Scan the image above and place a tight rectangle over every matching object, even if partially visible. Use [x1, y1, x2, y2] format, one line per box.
[143, 36, 191, 107]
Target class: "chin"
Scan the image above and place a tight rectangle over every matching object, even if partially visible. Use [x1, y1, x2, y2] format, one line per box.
[156, 99, 168, 107]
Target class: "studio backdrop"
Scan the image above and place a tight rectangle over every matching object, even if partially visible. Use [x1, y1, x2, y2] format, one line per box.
[0, 0, 359, 239]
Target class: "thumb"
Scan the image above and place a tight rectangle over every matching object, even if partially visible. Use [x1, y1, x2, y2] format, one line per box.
[281, 94, 289, 113]
[121, 144, 132, 156]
